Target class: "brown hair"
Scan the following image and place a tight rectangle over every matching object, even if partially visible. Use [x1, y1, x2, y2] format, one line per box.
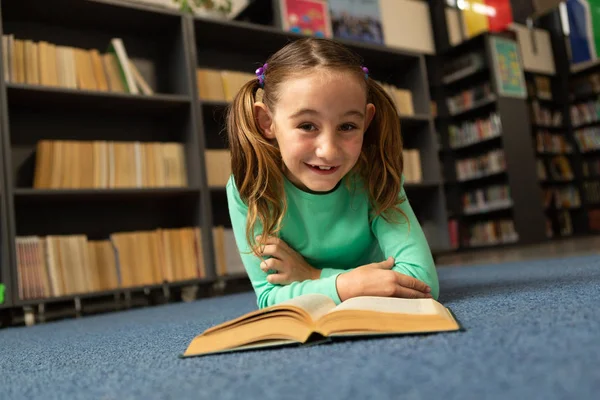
[226, 37, 407, 256]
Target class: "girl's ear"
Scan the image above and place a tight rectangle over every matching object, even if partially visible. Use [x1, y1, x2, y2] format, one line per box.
[364, 103, 376, 131]
[254, 102, 275, 139]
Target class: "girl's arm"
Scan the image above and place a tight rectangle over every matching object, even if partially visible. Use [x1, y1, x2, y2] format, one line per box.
[370, 176, 440, 300]
[225, 178, 344, 308]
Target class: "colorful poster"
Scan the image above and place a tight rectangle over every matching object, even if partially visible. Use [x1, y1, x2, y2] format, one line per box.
[490, 36, 527, 98]
[279, 0, 333, 38]
[328, 0, 384, 44]
[566, 0, 600, 65]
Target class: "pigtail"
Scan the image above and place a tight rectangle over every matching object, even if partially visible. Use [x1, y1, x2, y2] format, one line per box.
[226, 79, 287, 256]
[356, 79, 408, 225]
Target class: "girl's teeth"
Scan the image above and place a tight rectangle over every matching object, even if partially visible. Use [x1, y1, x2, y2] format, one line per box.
[318, 166, 332, 170]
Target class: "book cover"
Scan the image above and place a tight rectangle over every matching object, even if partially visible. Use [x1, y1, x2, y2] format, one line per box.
[279, 0, 333, 38]
[328, 0, 384, 44]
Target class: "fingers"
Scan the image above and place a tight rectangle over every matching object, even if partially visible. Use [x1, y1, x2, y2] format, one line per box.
[259, 244, 287, 260]
[394, 285, 433, 299]
[260, 258, 282, 274]
[375, 256, 394, 269]
[256, 235, 291, 257]
[396, 273, 431, 294]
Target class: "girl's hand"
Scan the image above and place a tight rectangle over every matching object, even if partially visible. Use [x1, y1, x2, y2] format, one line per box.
[336, 257, 433, 302]
[257, 236, 321, 285]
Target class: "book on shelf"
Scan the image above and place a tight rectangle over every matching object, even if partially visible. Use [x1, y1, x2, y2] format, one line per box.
[181, 293, 461, 358]
[196, 68, 415, 116]
[526, 75, 552, 100]
[15, 227, 207, 300]
[574, 128, 600, 152]
[455, 149, 506, 181]
[543, 186, 581, 209]
[212, 225, 246, 277]
[1, 34, 151, 95]
[449, 112, 501, 148]
[570, 100, 600, 128]
[402, 149, 422, 184]
[205, 149, 232, 187]
[531, 102, 562, 127]
[583, 181, 600, 204]
[446, 82, 493, 115]
[33, 140, 187, 189]
[465, 219, 518, 248]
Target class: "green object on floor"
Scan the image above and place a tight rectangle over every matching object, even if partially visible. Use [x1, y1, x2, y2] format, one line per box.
[0, 283, 4, 305]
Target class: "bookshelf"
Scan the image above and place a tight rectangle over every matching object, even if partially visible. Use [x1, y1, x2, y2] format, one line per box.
[0, 0, 451, 324]
[0, 0, 216, 322]
[534, 9, 600, 237]
[428, 3, 548, 250]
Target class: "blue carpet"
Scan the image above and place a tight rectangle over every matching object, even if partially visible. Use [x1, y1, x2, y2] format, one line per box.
[1, 254, 599, 400]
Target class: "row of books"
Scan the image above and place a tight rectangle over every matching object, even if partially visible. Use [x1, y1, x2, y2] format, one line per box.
[538, 156, 575, 182]
[574, 128, 600, 153]
[530, 102, 562, 127]
[1, 35, 150, 95]
[536, 132, 573, 154]
[33, 140, 188, 189]
[196, 68, 416, 117]
[583, 160, 600, 177]
[15, 225, 246, 301]
[583, 181, 600, 204]
[543, 186, 581, 209]
[464, 219, 519, 248]
[448, 112, 502, 149]
[527, 75, 552, 101]
[570, 100, 600, 128]
[446, 82, 493, 115]
[462, 184, 512, 215]
[455, 149, 505, 182]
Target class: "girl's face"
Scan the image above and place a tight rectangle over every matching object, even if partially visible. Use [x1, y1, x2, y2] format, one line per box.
[255, 70, 376, 192]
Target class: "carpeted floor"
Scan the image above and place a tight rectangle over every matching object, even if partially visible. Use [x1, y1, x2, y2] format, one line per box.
[1, 254, 599, 400]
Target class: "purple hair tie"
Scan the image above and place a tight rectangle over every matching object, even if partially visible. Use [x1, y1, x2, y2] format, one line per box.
[361, 66, 369, 79]
[256, 63, 268, 88]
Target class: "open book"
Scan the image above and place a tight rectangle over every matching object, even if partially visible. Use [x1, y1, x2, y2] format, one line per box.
[182, 294, 462, 357]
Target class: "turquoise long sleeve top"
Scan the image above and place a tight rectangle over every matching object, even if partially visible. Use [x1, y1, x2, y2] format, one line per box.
[225, 174, 439, 309]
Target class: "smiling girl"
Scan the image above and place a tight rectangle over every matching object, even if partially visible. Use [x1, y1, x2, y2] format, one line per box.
[225, 37, 438, 308]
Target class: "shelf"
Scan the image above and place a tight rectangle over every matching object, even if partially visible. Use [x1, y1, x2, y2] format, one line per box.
[193, 17, 421, 70]
[450, 133, 502, 151]
[463, 200, 513, 216]
[457, 169, 506, 183]
[442, 65, 487, 85]
[1, 0, 182, 36]
[6, 84, 191, 114]
[13, 188, 200, 201]
[448, 95, 497, 118]
[404, 181, 441, 189]
[15, 277, 215, 307]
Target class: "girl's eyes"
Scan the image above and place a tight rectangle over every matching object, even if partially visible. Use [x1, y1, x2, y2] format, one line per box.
[340, 123, 358, 132]
[298, 123, 317, 132]
[296, 123, 358, 132]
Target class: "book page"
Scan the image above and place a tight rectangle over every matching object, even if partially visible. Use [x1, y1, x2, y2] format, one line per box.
[279, 294, 337, 322]
[328, 296, 439, 315]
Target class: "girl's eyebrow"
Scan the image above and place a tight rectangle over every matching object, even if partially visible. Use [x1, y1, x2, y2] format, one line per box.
[289, 109, 364, 119]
